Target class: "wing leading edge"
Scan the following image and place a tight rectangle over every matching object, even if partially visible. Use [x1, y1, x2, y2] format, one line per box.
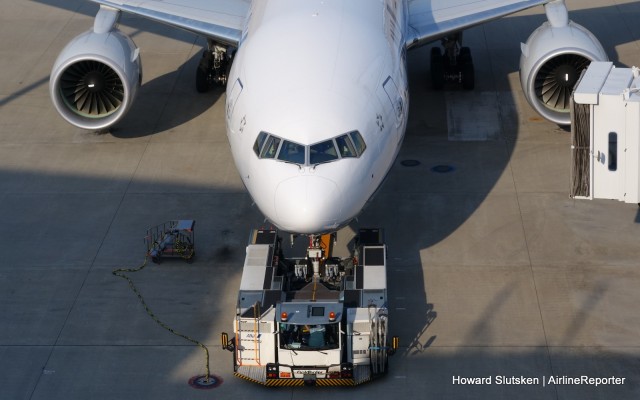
[406, 0, 551, 49]
[90, 0, 251, 46]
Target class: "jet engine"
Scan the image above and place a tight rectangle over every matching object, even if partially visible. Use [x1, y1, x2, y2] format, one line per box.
[50, 29, 141, 130]
[520, 13, 607, 125]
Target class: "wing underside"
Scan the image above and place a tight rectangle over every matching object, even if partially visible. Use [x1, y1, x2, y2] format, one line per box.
[91, 0, 551, 49]
[91, 0, 250, 46]
[406, 0, 550, 49]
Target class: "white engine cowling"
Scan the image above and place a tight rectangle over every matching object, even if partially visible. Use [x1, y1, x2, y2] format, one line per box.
[520, 21, 607, 125]
[50, 29, 141, 130]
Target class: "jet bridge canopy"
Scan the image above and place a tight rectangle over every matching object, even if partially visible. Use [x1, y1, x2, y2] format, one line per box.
[571, 62, 640, 203]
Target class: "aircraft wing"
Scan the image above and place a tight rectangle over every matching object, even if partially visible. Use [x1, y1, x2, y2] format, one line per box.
[406, 0, 550, 49]
[90, 0, 250, 46]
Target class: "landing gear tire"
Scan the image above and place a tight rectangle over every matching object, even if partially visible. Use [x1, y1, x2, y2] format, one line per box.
[460, 47, 475, 90]
[196, 53, 212, 93]
[430, 47, 444, 90]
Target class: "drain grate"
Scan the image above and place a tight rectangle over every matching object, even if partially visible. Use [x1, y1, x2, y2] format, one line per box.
[430, 165, 455, 173]
[189, 374, 223, 390]
[400, 159, 421, 167]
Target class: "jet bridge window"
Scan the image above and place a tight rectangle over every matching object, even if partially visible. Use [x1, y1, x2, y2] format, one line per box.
[608, 132, 618, 171]
[277, 140, 306, 165]
[310, 140, 339, 164]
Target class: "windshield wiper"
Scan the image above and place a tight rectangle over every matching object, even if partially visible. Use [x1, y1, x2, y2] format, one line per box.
[283, 160, 302, 169]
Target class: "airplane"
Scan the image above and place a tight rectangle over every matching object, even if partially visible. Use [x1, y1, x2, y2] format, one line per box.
[49, 0, 609, 235]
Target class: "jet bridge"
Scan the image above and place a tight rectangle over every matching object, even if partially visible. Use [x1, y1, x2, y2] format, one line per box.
[571, 62, 640, 203]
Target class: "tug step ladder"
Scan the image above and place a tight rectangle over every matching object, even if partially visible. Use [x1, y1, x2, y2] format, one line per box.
[235, 303, 262, 366]
[368, 305, 389, 375]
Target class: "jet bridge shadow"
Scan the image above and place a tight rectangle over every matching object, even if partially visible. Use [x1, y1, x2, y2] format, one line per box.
[2, 166, 639, 400]
[0, 166, 272, 400]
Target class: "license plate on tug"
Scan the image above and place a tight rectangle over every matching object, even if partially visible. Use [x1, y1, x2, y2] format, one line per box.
[295, 370, 326, 379]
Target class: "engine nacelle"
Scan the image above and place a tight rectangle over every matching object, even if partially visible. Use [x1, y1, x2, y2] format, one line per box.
[50, 29, 141, 130]
[520, 21, 607, 125]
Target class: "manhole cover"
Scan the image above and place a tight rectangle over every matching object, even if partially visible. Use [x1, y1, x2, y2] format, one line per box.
[189, 374, 223, 389]
[400, 159, 421, 167]
[430, 165, 455, 173]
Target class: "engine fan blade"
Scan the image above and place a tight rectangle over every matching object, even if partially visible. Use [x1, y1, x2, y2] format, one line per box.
[60, 60, 124, 118]
[535, 54, 590, 111]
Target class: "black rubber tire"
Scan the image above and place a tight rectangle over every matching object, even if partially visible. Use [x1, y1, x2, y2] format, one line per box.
[461, 62, 475, 90]
[196, 64, 210, 93]
[430, 47, 445, 90]
[460, 47, 475, 90]
[196, 52, 212, 93]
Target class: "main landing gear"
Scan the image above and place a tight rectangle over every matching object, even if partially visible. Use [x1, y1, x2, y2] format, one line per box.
[430, 32, 475, 91]
[196, 39, 233, 93]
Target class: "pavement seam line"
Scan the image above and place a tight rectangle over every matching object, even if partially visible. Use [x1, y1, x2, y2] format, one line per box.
[506, 145, 560, 400]
[486, 16, 559, 396]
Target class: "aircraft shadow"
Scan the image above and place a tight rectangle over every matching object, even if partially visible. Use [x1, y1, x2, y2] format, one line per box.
[110, 51, 225, 139]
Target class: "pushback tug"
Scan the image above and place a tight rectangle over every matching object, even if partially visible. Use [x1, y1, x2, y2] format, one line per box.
[221, 228, 398, 386]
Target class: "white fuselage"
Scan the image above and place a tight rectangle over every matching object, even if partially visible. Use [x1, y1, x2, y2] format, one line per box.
[226, 0, 408, 234]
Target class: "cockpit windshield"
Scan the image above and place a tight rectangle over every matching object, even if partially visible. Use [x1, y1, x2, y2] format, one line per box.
[309, 140, 338, 164]
[253, 131, 268, 157]
[277, 140, 306, 164]
[253, 131, 366, 166]
[335, 134, 357, 158]
[279, 323, 340, 351]
[350, 131, 366, 155]
[260, 136, 280, 159]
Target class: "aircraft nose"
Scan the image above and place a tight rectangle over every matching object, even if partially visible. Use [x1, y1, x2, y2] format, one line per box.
[274, 175, 342, 233]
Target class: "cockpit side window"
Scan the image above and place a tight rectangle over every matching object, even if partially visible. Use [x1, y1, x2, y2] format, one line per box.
[349, 131, 366, 156]
[277, 140, 306, 165]
[335, 135, 357, 158]
[260, 136, 281, 159]
[253, 131, 269, 157]
[310, 140, 339, 164]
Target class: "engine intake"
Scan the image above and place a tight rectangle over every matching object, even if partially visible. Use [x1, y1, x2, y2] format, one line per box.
[520, 21, 607, 125]
[50, 29, 141, 130]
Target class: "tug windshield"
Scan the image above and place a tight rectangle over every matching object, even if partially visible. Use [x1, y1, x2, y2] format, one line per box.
[279, 323, 340, 351]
